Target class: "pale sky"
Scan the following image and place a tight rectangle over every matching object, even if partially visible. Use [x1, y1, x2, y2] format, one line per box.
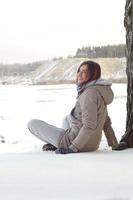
[0, 0, 126, 63]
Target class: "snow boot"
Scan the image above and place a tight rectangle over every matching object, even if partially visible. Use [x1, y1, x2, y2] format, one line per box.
[42, 143, 57, 151]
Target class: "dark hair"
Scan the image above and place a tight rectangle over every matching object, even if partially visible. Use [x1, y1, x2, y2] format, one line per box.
[77, 60, 101, 82]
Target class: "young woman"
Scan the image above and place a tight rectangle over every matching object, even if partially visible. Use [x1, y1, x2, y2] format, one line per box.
[28, 60, 118, 154]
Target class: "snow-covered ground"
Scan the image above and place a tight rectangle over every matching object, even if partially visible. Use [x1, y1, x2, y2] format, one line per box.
[0, 83, 133, 200]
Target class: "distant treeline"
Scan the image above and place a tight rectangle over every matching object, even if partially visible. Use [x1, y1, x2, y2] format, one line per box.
[75, 44, 126, 58]
[0, 61, 43, 76]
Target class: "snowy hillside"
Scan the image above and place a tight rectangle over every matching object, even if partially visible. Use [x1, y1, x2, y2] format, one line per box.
[0, 57, 127, 84]
[30, 57, 127, 84]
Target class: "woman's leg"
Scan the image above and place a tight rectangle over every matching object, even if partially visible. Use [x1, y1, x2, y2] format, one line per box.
[28, 119, 65, 148]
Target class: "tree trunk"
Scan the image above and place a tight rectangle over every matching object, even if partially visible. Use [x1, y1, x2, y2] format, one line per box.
[120, 0, 133, 146]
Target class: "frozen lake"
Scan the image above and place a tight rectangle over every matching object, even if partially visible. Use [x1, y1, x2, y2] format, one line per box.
[0, 83, 127, 152]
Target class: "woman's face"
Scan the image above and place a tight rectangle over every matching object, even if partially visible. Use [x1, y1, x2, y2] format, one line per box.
[77, 64, 90, 84]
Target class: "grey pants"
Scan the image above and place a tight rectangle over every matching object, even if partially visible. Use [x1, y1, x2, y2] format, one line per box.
[28, 115, 71, 147]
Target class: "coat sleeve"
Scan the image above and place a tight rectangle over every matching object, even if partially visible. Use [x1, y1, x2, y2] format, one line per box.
[70, 89, 99, 151]
[103, 113, 118, 147]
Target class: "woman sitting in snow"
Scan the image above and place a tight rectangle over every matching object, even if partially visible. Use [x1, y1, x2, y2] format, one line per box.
[28, 60, 118, 154]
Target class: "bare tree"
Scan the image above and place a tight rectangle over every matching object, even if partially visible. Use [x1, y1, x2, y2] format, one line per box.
[116, 0, 133, 149]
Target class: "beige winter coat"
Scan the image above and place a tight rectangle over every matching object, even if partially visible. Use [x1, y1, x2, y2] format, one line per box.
[58, 84, 114, 152]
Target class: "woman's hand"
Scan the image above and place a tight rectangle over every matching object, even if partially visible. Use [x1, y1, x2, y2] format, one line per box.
[55, 148, 75, 154]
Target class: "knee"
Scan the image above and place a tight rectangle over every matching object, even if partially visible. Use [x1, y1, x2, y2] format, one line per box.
[27, 119, 39, 133]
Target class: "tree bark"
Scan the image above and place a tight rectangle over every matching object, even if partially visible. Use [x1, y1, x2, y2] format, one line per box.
[120, 0, 133, 146]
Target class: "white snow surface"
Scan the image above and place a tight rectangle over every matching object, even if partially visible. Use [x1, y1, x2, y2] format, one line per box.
[0, 83, 133, 200]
